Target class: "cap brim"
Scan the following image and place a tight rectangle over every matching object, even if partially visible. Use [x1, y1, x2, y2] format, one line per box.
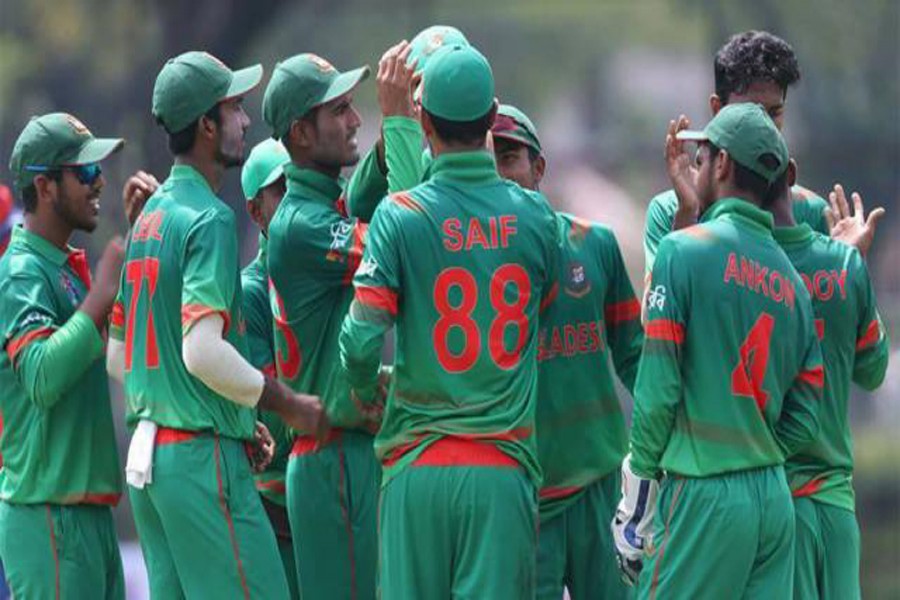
[260, 161, 287, 190]
[491, 131, 540, 153]
[318, 66, 370, 107]
[66, 137, 125, 165]
[225, 64, 264, 100]
[675, 130, 708, 142]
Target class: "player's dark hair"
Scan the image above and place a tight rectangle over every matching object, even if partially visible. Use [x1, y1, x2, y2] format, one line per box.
[732, 153, 783, 205]
[714, 31, 800, 103]
[20, 170, 62, 213]
[425, 108, 495, 146]
[163, 103, 223, 156]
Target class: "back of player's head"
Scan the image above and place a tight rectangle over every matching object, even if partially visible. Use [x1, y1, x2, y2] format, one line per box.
[714, 31, 800, 104]
[421, 45, 496, 146]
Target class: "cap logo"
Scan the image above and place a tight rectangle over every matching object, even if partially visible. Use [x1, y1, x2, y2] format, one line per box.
[424, 33, 445, 56]
[65, 114, 91, 136]
[201, 52, 228, 70]
[307, 54, 336, 73]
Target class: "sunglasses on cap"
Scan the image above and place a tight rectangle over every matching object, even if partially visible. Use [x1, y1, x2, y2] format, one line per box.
[25, 163, 103, 186]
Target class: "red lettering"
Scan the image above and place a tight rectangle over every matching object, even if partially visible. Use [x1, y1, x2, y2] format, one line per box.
[499, 215, 517, 248]
[577, 322, 590, 354]
[769, 272, 785, 303]
[550, 327, 564, 356]
[465, 217, 489, 251]
[800, 273, 814, 296]
[814, 271, 834, 302]
[133, 210, 164, 242]
[740, 257, 754, 288]
[489, 217, 499, 248]
[442, 218, 463, 252]
[753, 264, 769, 297]
[723, 252, 741, 285]
[563, 324, 577, 356]
[834, 270, 847, 300]
[589, 321, 602, 352]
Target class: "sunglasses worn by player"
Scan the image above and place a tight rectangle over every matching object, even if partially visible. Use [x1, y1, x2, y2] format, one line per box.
[25, 163, 103, 187]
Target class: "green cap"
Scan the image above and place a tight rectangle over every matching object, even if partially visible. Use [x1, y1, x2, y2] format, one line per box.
[421, 45, 494, 122]
[492, 104, 541, 153]
[9, 113, 124, 192]
[262, 54, 370, 139]
[152, 51, 263, 133]
[676, 103, 788, 183]
[408, 25, 469, 73]
[241, 138, 289, 200]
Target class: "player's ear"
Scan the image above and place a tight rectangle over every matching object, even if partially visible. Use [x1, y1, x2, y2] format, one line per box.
[420, 109, 435, 139]
[532, 155, 546, 185]
[293, 118, 316, 150]
[198, 113, 218, 142]
[33, 174, 58, 204]
[786, 158, 798, 188]
[714, 149, 732, 182]
[709, 94, 723, 117]
[246, 199, 265, 230]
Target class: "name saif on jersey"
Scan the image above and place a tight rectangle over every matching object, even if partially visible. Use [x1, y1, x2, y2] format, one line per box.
[442, 215, 518, 252]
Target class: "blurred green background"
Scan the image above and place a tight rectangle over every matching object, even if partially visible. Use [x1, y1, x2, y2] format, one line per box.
[1, 0, 897, 597]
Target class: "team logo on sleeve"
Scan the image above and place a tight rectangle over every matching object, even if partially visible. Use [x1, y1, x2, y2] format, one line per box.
[357, 256, 379, 278]
[59, 271, 82, 306]
[564, 261, 591, 298]
[326, 220, 355, 262]
[647, 285, 666, 311]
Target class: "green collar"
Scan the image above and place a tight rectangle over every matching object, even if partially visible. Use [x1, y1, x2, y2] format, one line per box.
[256, 232, 268, 264]
[284, 163, 343, 206]
[429, 150, 500, 185]
[11, 225, 74, 266]
[168, 164, 216, 195]
[705, 198, 774, 234]
[772, 223, 814, 246]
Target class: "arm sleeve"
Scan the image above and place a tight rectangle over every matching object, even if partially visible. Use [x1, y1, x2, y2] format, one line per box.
[241, 274, 276, 376]
[345, 144, 388, 222]
[628, 239, 687, 479]
[643, 194, 674, 276]
[599, 229, 644, 394]
[776, 304, 824, 457]
[383, 116, 426, 193]
[340, 203, 401, 403]
[851, 253, 889, 389]
[107, 337, 125, 384]
[181, 212, 239, 336]
[1, 273, 104, 409]
[182, 313, 264, 407]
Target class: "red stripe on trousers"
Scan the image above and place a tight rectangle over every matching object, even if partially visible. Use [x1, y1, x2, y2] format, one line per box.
[45, 506, 60, 600]
[215, 436, 251, 599]
[412, 437, 520, 467]
[650, 479, 686, 600]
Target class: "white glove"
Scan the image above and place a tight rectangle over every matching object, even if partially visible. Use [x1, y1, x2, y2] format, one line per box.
[610, 453, 660, 586]
[126, 419, 158, 489]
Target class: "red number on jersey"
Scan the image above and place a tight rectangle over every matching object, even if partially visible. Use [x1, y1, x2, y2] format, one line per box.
[269, 279, 301, 380]
[731, 312, 775, 412]
[124, 258, 160, 371]
[433, 264, 532, 373]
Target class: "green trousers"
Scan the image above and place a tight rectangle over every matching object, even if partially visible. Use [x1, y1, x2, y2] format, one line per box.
[0, 501, 124, 599]
[379, 437, 538, 600]
[286, 429, 380, 600]
[130, 430, 290, 599]
[537, 472, 630, 600]
[261, 495, 301, 600]
[793, 497, 860, 600]
[638, 465, 794, 600]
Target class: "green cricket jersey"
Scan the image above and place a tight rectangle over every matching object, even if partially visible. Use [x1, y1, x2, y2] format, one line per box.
[536, 214, 643, 520]
[266, 164, 376, 431]
[775, 225, 889, 511]
[0, 227, 121, 504]
[110, 164, 255, 440]
[643, 185, 829, 275]
[241, 233, 292, 505]
[630, 198, 824, 480]
[339, 150, 561, 486]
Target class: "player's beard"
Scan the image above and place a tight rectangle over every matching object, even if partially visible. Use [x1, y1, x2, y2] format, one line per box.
[53, 185, 99, 233]
[216, 138, 244, 169]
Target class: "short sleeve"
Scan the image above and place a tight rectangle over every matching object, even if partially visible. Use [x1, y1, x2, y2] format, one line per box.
[181, 212, 239, 335]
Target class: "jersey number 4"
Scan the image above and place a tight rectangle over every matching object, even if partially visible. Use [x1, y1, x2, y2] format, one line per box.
[124, 258, 160, 371]
[432, 264, 531, 373]
[731, 312, 774, 412]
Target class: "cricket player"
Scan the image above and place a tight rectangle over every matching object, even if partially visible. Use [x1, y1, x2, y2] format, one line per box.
[0, 112, 126, 598]
[491, 104, 643, 599]
[106, 51, 325, 599]
[238, 138, 301, 599]
[613, 103, 824, 599]
[340, 45, 561, 599]
[767, 173, 889, 599]
[643, 31, 830, 281]
[262, 52, 387, 600]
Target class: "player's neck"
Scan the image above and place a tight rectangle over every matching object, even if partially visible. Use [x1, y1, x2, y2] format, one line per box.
[23, 212, 72, 251]
[174, 154, 225, 193]
[291, 157, 341, 181]
[770, 203, 796, 228]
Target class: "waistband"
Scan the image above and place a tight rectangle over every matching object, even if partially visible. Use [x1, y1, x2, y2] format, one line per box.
[411, 437, 520, 468]
[155, 426, 202, 446]
[290, 428, 345, 457]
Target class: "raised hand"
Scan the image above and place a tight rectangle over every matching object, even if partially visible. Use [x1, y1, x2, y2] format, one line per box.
[665, 115, 701, 229]
[826, 184, 885, 258]
[122, 170, 159, 226]
[377, 41, 418, 119]
[81, 236, 125, 328]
